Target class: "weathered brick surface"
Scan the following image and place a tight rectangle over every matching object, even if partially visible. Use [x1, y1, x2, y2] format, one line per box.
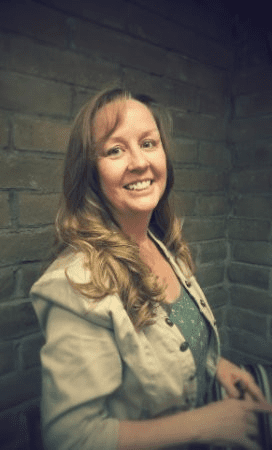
[228, 218, 270, 241]
[228, 262, 270, 290]
[173, 192, 196, 217]
[198, 142, 231, 168]
[0, 154, 63, 192]
[230, 169, 272, 193]
[196, 263, 225, 288]
[72, 86, 97, 117]
[0, 193, 10, 228]
[235, 90, 272, 118]
[230, 116, 272, 142]
[233, 242, 272, 266]
[198, 89, 226, 117]
[0, 342, 15, 376]
[0, 267, 16, 302]
[0, 113, 9, 148]
[173, 138, 198, 164]
[228, 330, 272, 362]
[174, 168, 227, 192]
[172, 110, 226, 140]
[0, 302, 39, 340]
[19, 193, 60, 226]
[199, 240, 227, 264]
[0, 71, 71, 116]
[0, 228, 55, 265]
[204, 286, 229, 309]
[20, 334, 45, 370]
[182, 218, 225, 242]
[14, 116, 71, 153]
[230, 286, 272, 315]
[226, 308, 267, 337]
[233, 196, 272, 218]
[232, 65, 272, 96]
[17, 263, 43, 298]
[196, 195, 229, 216]
[0, 367, 41, 411]
[233, 141, 272, 168]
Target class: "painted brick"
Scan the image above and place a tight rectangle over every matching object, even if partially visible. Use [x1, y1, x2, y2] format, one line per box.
[165, 53, 228, 93]
[233, 196, 272, 219]
[196, 195, 229, 216]
[0, 192, 10, 227]
[0, 228, 55, 265]
[172, 110, 226, 141]
[230, 286, 272, 315]
[228, 218, 270, 241]
[232, 65, 272, 96]
[229, 330, 272, 362]
[228, 262, 270, 290]
[196, 263, 225, 288]
[233, 141, 272, 168]
[233, 242, 272, 266]
[0, 0, 67, 48]
[212, 307, 225, 327]
[0, 302, 39, 340]
[198, 142, 231, 168]
[0, 342, 15, 376]
[0, 154, 63, 192]
[230, 117, 272, 142]
[235, 91, 272, 118]
[19, 193, 60, 226]
[173, 138, 198, 164]
[230, 169, 272, 193]
[204, 286, 228, 309]
[17, 263, 43, 298]
[182, 218, 225, 242]
[14, 116, 71, 153]
[72, 19, 167, 76]
[0, 367, 41, 411]
[0, 267, 16, 302]
[173, 192, 196, 217]
[0, 112, 9, 148]
[226, 308, 267, 337]
[20, 334, 45, 370]
[0, 71, 71, 116]
[199, 240, 227, 264]
[174, 168, 227, 192]
[72, 86, 97, 117]
[198, 89, 226, 117]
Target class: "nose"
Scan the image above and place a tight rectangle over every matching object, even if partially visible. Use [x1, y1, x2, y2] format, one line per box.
[127, 147, 149, 172]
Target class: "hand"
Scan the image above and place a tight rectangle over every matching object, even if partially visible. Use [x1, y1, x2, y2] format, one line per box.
[216, 357, 268, 403]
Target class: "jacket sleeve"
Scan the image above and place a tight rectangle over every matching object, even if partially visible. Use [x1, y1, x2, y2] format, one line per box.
[37, 301, 122, 450]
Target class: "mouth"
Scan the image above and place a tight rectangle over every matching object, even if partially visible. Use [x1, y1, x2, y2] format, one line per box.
[124, 179, 153, 191]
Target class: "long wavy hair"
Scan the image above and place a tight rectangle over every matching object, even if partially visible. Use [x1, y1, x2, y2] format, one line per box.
[55, 87, 193, 330]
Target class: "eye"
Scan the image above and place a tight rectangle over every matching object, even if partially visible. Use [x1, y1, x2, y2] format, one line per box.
[105, 146, 123, 158]
[141, 139, 157, 149]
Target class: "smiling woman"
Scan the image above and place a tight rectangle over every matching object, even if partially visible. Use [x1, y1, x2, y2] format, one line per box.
[30, 87, 272, 450]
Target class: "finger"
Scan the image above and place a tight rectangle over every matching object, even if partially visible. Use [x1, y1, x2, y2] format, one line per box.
[240, 378, 267, 403]
[251, 400, 272, 414]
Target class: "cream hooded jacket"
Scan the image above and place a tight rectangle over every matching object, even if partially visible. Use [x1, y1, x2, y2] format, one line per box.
[30, 231, 221, 450]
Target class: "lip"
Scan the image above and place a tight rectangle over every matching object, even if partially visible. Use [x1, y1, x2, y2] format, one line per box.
[123, 178, 153, 189]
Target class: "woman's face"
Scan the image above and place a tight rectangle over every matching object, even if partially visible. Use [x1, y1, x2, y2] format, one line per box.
[95, 99, 167, 222]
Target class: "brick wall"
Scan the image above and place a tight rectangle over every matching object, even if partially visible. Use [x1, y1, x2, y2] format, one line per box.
[1, 0, 270, 448]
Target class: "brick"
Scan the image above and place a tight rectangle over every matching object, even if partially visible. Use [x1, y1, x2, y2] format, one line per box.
[228, 262, 270, 290]
[0, 228, 55, 265]
[0, 71, 71, 116]
[172, 110, 226, 141]
[233, 242, 272, 266]
[0, 154, 63, 192]
[0, 112, 9, 148]
[199, 240, 227, 264]
[230, 117, 272, 142]
[232, 65, 272, 96]
[0, 0, 67, 48]
[0, 410, 29, 449]
[72, 86, 97, 117]
[235, 91, 272, 118]
[19, 193, 60, 226]
[196, 195, 229, 216]
[0, 192, 10, 227]
[226, 307, 267, 337]
[233, 196, 272, 219]
[228, 218, 270, 241]
[198, 89, 226, 117]
[233, 141, 272, 168]
[0, 267, 16, 302]
[196, 263, 225, 288]
[165, 53, 228, 93]
[198, 142, 231, 168]
[17, 263, 43, 298]
[228, 330, 272, 362]
[204, 286, 228, 309]
[14, 116, 71, 153]
[230, 285, 272, 315]
[0, 302, 39, 340]
[173, 192, 196, 216]
[173, 138, 198, 164]
[212, 306, 225, 327]
[20, 334, 45, 370]
[0, 342, 15, 376]
[230, 169, 272, 193]
[174, 168, 227, 192]
[182, 218, 225, 242]
[73, 19, 167, 76]
[0, 367, 41, 411]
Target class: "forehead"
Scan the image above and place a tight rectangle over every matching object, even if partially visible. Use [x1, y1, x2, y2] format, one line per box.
[93, 98, 157, 142]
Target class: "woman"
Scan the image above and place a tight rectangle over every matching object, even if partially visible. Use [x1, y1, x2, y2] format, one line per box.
[31, 88, 272, 450]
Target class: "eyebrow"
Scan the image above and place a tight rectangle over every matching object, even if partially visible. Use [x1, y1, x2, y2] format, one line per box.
[107, 128, 160, 144]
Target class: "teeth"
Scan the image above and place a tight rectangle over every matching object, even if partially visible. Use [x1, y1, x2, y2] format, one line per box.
[125, 180, 152, 191]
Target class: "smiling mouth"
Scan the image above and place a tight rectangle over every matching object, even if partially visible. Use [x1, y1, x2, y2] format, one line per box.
[124, 180, 153, 191]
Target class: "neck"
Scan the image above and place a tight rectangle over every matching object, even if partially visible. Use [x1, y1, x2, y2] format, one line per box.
[114, 211, 152, 247]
